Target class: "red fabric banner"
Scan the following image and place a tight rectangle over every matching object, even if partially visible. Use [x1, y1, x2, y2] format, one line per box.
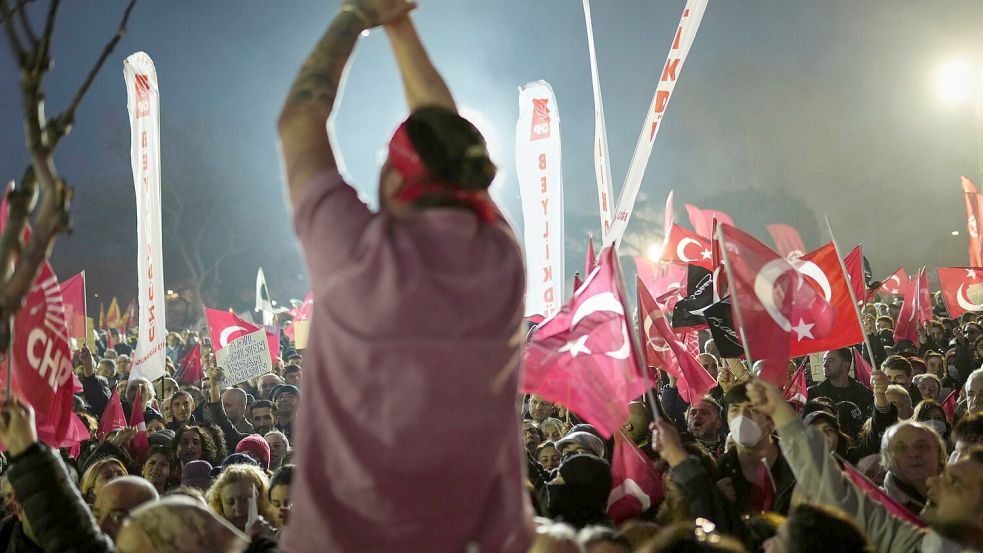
[766, 224, 806, 261]
[685, 204, 734, 238]
[938, 267, 983, 318]
[607, 432, 664, 524]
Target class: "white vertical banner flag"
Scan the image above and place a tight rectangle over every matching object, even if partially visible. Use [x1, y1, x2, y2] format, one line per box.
[255, 267, 274, 325]
[124, 52, 167, 382]
[516, 81, 565, 320]
[582, 0, 615, 241]
[607, 0, 709, 246]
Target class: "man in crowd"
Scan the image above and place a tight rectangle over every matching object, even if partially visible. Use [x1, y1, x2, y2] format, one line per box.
[257, 373, 284, 401]
[276, 0, 528, 549]
[527, 395, 556, 426]
[92, 477, 159, 539]
[283, 364, 303, 387]
[220, 387, 253, 434]
[807, 348, 873, 413]
[167, 390, 197, 431]
[272, 384, 299, 443]
[685, 396, 724, 457]
[965, 368, 983, 413]
[250, 400, 276, 436]
[882, 355, 921, 402]
[748, 377, 983, 552]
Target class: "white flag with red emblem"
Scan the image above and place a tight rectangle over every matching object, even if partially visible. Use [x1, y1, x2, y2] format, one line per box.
[607, 432, 664, 525]
[938, 267, 983, 318]
[522, 247, 649, 438]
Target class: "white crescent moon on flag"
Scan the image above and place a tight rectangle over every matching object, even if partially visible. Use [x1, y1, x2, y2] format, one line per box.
[885, 275, 901, 293]
[676, 238, 701, 263]
[793, 260, 832, 301]
[571, 291, 630, 359]
[606, 478, 651, 511]
[754, 259, 793, 331]
[643, 315, 671, 352]
[219, 325, 249, 348]
[957, 283, 983, 312]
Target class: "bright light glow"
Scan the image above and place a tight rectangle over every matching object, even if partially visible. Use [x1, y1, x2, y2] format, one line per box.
[953, 230, 961, 236]
[646, 243, 664, 262]
[167, 289, 174, 295]
[271, 300, 278, 307]
[937, 59, 974, 105]
[459, 106, 503, 175]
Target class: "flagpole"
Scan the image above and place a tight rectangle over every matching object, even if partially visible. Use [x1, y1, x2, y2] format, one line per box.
[825, 216, 879, 372]
[4, 317, 11, 402]
[714, 226, 755, 368]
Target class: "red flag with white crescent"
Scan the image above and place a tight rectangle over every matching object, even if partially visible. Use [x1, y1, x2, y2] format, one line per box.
[843, 245, 865, 303]
[718, 224, 833, 386]
[634, 258, 688, 300]
[788, 243, 862, 357]
[782, 361, 807, 407]
[522, 247, 650, 438]
[129, 386, 149, 459]
[938, 267, 983, 318]
[853, 347, 873, 390]
[877, 268, 910, 297]
[941, 390, 958, 422]
[607, 432, 664, 524]
[205, 308, 280, 362]
[661, 224, 713, 270]
[893, 267, 926, 345]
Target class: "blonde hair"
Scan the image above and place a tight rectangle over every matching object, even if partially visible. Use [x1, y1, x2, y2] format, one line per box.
[80, 457, 128, 504]
[205, 464, 276, 526]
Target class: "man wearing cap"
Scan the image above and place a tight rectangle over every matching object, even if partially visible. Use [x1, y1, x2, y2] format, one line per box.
[276, 0, 527, 551]
[556, 432, 605, 460]
[272, 384, 300, 444]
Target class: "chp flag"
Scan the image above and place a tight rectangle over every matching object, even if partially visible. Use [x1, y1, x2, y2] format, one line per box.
[516, 81, 564, 320]
[125, 52, 167, 382]
[938, 267, 983, 318]
[522, 247, 650, 438]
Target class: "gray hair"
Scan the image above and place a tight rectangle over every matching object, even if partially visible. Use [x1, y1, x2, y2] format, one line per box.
[880, 421, 946, 476]
[264, 430, 290, 449]
[127, 377, 156, 400]
[884, 384, 910, 399]
[965, 368, 983, 393]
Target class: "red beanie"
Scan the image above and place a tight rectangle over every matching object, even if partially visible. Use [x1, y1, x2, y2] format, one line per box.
[235, 434, 271, 470]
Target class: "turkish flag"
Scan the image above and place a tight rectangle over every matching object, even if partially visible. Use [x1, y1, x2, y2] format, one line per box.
[783, 361, 807, 407]
[893, 267, 926, 345]
[852, 347, 873, 390]
[877, 268, 910, 297]
[607, 432, 664, 525]
[661, 224, 713, 270]
[60, 272, 86, 341]
[585, 234, 598, 278]
[788, 243, 862, 357]
[522, 247, 650, 438]
[767, 224, 807, 261]
[205, 308, 280, 362]
[941, 390, 958, 422]
[936, 267, 983, 318]
[638, 280, 715, 403]
[962, 177, 983, 266]
[917, 269, 932, 325]
[634, 258, 688, 300]
[843, 245, 865, 303]
[5, 262, 85, 448]
[718, 224, 833, 386]
[842, 460, 926, 527]
[176, 342, 204, 385]
[99, 388, 128, 435]
[685, 204, 734, 239]
[129, 386, 149, 459]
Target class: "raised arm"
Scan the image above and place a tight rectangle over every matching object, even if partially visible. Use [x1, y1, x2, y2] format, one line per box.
[384, 17, 455, 112]
[277, 1, 415, 204]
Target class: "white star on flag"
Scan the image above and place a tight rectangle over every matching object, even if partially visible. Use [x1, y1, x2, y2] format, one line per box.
[559, 334, 592, 358]
[701, 249, 713, 260]
[791, 319, 815, 341]
[967, 269, 978, 279]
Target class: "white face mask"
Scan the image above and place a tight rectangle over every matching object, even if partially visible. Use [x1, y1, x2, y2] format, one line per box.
[926, 419, 947, 437]
[729, 414, 763, 448]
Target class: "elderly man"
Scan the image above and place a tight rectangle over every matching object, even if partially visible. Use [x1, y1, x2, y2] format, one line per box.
[166, 390, 197, 432]
[747, 378, 983, 552]
[256, 373, 284, 401]
[527, 395, 556, 426]
[879, 422, 945, 514]
[221, 388, 253, 434]
[966, 368, 983, 414]
[92, 477, 159, 539]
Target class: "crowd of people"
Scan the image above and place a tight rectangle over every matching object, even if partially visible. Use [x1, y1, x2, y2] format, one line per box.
[3, 0, 982, 551]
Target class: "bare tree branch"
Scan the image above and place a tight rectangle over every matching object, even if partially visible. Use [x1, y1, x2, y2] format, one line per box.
[16, 0, 34, 45]
[49, 0, 136, 145]
[0, 0, 27, 61]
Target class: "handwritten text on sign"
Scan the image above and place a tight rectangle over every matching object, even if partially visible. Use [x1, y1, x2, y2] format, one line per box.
[216, 329, 271, 386]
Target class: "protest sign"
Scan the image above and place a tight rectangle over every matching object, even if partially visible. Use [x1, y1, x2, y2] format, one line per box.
[216, 329, 271, 386]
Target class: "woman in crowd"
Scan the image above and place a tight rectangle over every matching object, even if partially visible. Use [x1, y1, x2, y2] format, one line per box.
[206, 463, 277, 532]
[81, 457, 128, 505]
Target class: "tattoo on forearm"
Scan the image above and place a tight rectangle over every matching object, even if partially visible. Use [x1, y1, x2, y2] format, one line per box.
[285, 13, 365, 107]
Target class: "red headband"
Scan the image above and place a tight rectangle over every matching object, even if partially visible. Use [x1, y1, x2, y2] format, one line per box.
[387, 122, 496, 223]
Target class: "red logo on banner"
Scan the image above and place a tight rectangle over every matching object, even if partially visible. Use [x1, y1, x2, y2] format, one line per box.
[530, 98, 551, 141]
[134, 74, 150, 118]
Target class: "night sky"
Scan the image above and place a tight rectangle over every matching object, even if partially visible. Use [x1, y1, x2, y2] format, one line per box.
[1, 0, 981, 316]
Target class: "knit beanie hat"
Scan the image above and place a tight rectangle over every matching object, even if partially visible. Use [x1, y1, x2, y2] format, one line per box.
[235, 434, 271, 470]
